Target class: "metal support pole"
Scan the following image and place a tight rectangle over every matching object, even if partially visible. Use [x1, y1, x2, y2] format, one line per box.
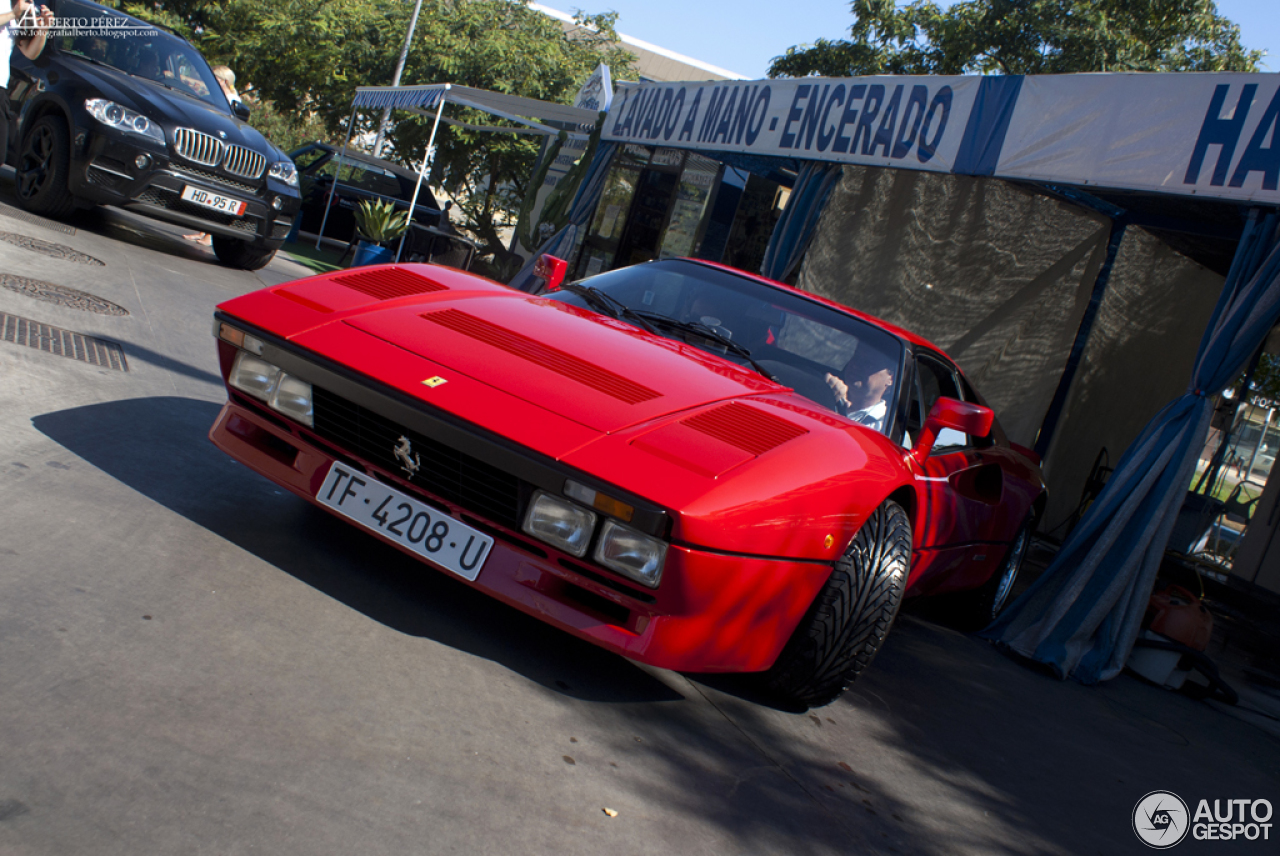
[395, 91, 448, 263]
[374, 0, 424, 158]
[1033, 219, 1128, 460]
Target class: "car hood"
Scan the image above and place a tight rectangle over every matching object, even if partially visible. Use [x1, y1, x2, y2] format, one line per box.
[63, 57, 281, 157]
[344, 294, 788, 435]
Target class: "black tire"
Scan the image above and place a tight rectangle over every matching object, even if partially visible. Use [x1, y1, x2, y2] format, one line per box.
[763, 500, 912, 707]
[952, 512, 1035, 630]
[212, 235, 277, 271]
[16, 115, 77, 217]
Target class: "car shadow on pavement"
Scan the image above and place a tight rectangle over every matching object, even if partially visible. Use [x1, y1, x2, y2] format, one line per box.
[32, 395, 683, 705]
[30, 399, 1280, 855]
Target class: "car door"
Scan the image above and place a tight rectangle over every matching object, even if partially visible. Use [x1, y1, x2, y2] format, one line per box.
[905, 352, 1007, 595]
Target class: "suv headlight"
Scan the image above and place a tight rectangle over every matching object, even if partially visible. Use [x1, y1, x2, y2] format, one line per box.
[268, 161, 298, 187]
[85, 98, 165, 145]
[594, 520, 667, 588]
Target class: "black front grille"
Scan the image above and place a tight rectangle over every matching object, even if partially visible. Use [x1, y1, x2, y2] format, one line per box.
[311, 387, 524, 530]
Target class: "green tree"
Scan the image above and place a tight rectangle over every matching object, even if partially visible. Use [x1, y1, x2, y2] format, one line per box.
[115, 1, 634, 275]
[769, 0, 1262, 77]
[386, 2, 633, 277]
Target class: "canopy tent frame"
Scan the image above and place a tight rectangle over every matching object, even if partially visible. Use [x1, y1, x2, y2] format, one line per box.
[318, 83, 599, 261]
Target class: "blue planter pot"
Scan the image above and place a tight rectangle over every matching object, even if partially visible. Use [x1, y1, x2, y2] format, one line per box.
[352, 241, 393, 267]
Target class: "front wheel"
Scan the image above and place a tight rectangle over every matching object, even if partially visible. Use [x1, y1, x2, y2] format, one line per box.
[763, 500, 912, 708]
[16, 115, 76, 217]
[212, 236, 277, 271]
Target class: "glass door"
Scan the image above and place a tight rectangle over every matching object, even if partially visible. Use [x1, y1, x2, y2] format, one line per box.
[1183, 328, 1280, 587]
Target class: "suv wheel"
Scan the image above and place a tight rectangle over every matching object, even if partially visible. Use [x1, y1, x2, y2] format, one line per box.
[17, 116, 77, 217]
[212, 236, 277, 271]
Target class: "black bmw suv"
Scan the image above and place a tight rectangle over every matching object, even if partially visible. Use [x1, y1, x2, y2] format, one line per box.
[5, 0, 300, 270]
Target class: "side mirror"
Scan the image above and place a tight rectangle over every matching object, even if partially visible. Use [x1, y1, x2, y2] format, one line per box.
[533, 253, 568, 292]
[907, 397, 993, 466]
[232, 100, 251, 121]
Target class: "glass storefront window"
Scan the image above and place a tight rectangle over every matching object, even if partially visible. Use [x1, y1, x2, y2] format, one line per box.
[1182, 342, 1280, 580]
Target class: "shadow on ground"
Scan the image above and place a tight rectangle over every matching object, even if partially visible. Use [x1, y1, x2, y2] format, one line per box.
[32, 396, 1280, 855]
[32, 395, 681, 705]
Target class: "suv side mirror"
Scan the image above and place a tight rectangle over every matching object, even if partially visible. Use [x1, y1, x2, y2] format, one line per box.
[907, 397, 993, 466]
[231, 100, 251, 121]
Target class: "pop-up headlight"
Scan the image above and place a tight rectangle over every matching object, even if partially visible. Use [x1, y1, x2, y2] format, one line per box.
[523, 491, 597, 557]
[594, 520, 667, 588]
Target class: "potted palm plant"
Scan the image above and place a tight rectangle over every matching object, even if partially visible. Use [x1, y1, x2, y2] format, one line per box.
[351, 199, 410, 266]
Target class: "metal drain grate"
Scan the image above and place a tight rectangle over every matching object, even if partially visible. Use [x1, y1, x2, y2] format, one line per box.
[0, 312, 128, 370]
[0, 273, 128, 315]
[0, 201, 75, 235]
[0, 231, 104, 265]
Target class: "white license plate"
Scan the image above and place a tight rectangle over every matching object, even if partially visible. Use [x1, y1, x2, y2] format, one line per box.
[180, 185, 247, 216]
[316, 462, 493, 581]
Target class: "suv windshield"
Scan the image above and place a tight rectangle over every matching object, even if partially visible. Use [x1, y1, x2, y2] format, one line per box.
[545, 260, 905, 434]
[57, 29, 228, 111]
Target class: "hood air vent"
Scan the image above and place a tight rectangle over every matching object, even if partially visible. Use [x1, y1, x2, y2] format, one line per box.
[421, 308, 661, 404]
[334, 267, 448, 301]
[683, 402, 808, 455]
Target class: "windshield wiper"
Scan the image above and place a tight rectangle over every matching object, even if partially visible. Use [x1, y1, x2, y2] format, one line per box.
[559, 283, 657, 334]
[630, 310, 779, 383]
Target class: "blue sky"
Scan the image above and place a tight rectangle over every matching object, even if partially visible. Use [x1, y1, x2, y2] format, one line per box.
[541, 0, 1276, 79]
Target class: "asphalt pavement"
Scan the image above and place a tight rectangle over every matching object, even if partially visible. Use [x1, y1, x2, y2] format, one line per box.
[0, 181, 1276, 856]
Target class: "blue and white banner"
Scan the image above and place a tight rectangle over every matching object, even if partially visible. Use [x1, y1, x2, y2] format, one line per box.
[603, 77, 987, 174]
[993, 74, 1280, 203]
[604, 73, 1280, 204]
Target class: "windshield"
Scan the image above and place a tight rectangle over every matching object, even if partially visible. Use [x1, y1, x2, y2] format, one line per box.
[545, 260, 905, 435]
[57, 30, 229, 111]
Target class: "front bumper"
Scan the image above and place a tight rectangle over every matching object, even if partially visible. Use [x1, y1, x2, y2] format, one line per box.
[73, 128, 298, 247]
[209, 392, 833, 674]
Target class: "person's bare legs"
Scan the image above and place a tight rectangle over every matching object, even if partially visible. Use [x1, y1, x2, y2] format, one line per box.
[183, 232, 212, 246]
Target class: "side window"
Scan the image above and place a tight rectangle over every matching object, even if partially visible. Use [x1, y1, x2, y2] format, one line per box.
[914, 355, 968, 453]
[291, 147, 329, 173]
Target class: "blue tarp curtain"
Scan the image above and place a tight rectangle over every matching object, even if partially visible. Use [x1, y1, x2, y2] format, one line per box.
[760, 160, 843, 282]
[984, 211, 1280, 682]
[508, 142, 619, 293]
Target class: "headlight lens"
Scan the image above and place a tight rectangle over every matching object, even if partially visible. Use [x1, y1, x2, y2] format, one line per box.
[229, 352, 280, 400]
[594, 520, 667, 588]
[268, 161, 299, 187]
[228, 352, 314, 427]
[85, 98, 165, 144]
[522, 491, 596, 557]
[271, 374, 313, 427]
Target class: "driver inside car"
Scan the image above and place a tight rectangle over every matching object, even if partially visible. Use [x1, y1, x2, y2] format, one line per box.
[825, 347, 896, 431]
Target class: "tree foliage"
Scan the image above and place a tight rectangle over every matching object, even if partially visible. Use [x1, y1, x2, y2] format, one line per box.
[769, 0, 1262, 78]
[112, 1, 635, 274]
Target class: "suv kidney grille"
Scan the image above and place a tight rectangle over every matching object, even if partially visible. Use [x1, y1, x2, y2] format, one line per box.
[174, 128, 221, 166]
[173, 128, 266, 179]
[223, 146, 266, 180]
